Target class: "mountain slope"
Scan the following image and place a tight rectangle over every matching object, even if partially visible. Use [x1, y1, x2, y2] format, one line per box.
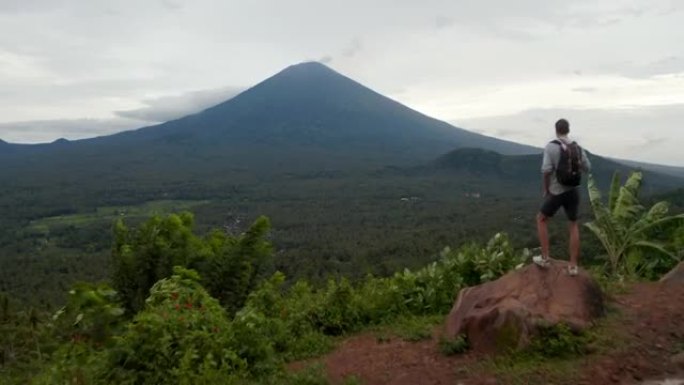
[0, 62, 537, 173]
[77, 63, 537, 153]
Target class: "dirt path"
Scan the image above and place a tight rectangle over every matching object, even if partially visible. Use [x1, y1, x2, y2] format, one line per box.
[295, 282, 684, 385]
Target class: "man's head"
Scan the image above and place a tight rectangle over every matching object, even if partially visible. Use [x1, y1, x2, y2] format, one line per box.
[555, 119, 570, 136]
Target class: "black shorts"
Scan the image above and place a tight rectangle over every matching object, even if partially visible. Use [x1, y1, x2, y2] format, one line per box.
[540, 188, 580, 221]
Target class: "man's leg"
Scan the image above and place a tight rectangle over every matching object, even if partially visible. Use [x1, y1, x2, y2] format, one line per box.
[563, 188, 581, 275]
[537, 194, 560, 264]
[537, 213, 551, 259]
[569, 221, 580, 267]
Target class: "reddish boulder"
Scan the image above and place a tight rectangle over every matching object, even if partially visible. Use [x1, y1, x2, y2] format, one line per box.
[444, 259, 604, 353]
[660, 261, 684, 285]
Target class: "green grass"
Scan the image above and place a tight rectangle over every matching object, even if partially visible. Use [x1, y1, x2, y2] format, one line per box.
[28, 200, 210, 229]
[278, 363, 362, 385]
[371, 314, 443, 342]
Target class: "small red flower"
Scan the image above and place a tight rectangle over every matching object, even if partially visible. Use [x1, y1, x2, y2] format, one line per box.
[171, 292, 179, 300]
[185, 302, 193, 309]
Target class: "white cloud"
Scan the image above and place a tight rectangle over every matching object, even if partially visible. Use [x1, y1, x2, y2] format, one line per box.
[397, 72, 684, 120]
[0, 0, 682, 165]
[454, 104, 684, 166]
[115, 86, 245, 123]
[0, 118, 138, 143]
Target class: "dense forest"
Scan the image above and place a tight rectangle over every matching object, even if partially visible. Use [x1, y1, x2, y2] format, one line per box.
[0, 169, 584, 307]
[1, 162, 682, 307]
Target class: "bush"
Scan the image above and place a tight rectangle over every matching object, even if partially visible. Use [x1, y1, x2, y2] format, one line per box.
[586, 172, 684, 278]
[440, 232, 528, 287]
[528, 323, 588, 358]
[33, 231, 531, 384]
[102, 267, 252, 384]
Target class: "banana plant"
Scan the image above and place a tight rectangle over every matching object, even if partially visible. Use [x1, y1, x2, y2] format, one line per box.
[585, 171, 684, 277]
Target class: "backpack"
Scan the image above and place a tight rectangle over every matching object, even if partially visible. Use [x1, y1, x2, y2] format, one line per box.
[551, 139, 582, 187]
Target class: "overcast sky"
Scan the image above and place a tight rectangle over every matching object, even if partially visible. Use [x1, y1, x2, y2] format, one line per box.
[1, 0, 683, 165]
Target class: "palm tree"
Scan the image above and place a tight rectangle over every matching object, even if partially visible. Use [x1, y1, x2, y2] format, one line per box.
[585, 171, 684, 277]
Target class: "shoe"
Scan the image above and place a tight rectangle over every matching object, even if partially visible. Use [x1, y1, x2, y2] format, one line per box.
[568, 265, 579, 276]
[532, 255, 550, 268]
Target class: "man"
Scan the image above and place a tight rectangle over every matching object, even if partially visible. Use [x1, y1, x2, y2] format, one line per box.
[533, 119, 591, 276]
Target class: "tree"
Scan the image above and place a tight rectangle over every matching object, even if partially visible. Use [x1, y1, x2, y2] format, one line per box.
[200, 216, 273, 314]
[111, 212, 206, 312]
[585, 171, 684, 277]
[0, 293, 51, 381]
[111, 212, 273, 314]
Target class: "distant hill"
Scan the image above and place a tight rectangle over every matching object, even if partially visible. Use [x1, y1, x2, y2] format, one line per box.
[428, 148, 683, 193]
[612, 158, 684, 179]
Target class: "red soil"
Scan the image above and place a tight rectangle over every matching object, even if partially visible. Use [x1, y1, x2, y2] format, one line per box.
[294, 282, 684, 385]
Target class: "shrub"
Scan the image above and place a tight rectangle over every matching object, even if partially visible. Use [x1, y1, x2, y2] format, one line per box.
[528, 323, 587, 358]
[586, 171, 684, 278]
[51, 282, 125, 346]
[102, 267, 250, 384]
[439, 232, 528, 287]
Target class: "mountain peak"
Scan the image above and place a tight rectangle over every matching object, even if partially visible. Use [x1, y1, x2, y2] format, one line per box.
[282, 61, 335, 73]
[269, 61, 343, 83]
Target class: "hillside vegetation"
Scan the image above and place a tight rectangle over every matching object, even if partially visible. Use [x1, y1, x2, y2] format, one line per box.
[1, 171, 682, 384]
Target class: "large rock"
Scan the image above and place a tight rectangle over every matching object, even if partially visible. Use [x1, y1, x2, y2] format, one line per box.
[444, 259, 604, 353]
[660, 261, 684, 285]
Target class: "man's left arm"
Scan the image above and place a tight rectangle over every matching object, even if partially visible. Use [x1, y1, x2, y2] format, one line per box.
[541, 144, 553, 196]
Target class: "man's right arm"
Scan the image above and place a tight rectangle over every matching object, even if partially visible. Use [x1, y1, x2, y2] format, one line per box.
[542, 172, 552, 197]
[581, 148, 591, 172]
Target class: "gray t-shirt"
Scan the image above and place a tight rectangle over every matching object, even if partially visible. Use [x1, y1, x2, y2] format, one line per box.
[541, 136, 591, 195]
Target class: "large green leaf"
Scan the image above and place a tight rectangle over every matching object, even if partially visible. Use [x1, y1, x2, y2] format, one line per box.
[608, 171, 621, 213]
[644, 201, 670, 223]
[631, 201, 671, 235]
[584, 221, 619, 270]
[587, 174, 610, 226]
[632, 240, 679, 262]
[614, 171, 643, 225]
[631, 213, 684, 240]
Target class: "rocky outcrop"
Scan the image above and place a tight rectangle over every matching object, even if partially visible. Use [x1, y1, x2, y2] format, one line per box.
[660, 261, 684, 286]
[444, 259, 604, 353]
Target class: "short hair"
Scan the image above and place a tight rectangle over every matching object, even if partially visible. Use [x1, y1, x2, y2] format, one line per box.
[555, 119, 570, 135]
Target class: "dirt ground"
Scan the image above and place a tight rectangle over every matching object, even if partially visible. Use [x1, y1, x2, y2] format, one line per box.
[294, 282, 684, 385]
